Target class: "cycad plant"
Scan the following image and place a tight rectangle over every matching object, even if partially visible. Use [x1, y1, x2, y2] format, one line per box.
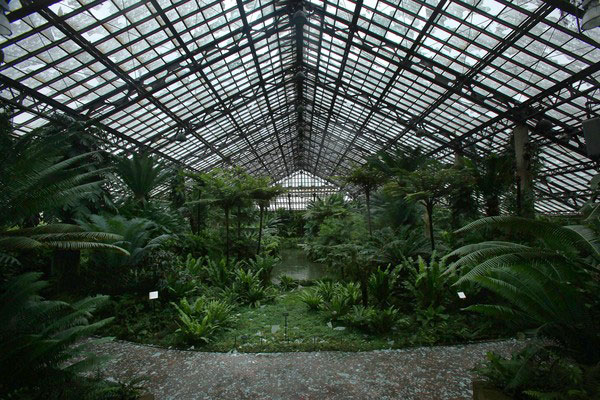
[448, 216, 600, 364]
[77, 215, 171, 293]
[0, 272, 113, 398]
[115, 152, 172, 205]
[79, 214, 171, 269]
[0, 112, 128, 270]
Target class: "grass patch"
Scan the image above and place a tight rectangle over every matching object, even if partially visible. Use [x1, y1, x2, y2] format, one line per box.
[204, 289, 392, 352]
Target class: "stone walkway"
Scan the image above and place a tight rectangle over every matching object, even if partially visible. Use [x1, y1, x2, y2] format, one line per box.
[91, 339, 525, 399]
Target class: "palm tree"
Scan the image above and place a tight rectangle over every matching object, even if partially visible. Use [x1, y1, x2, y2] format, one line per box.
[447, 216, 600, 364]
[115, 152, 172, 205]
[250, 181, 285, 254]
[340, 164, 387, 238]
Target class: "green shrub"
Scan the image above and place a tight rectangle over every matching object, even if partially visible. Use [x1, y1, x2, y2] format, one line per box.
[164, 271, 198, 299]
[343, 281, 362, 305]
[278, 274, 298, 290]
[368, 266, 397, 308]
[369, 306, 399, 334]
[315, 280, 337, 302]
[321, 293, 351, 320]
[232, 268, 275, 307]
[204, 300, 235, 326]
[184, 253, 205, 276]
[449, 216, 600, 364]
[403, 251, 455, 309]
[343, 305, 399, 334]
[343, 305, 376, 330]
[203, 257, 235, 288]
[476, 345, 600, 399]
[0, 272, 114, 398]
[244, 254, 279, 285]
[172, 297, 235, 344]
[298, 289, 323, 311]
[174, 312, 215, 344]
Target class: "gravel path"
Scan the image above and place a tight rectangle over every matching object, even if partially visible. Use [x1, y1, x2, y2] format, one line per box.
[91, 339, 525, 399]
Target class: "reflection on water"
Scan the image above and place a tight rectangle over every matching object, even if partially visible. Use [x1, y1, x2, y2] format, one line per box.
[272, 248, 329, 282]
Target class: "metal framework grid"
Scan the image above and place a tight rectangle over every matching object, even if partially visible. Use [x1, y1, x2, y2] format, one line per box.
[269, 169, 339, 210]
[0, 0, 599, 213]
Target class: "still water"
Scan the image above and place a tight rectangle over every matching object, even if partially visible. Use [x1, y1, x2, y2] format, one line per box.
[272, 248, 330, 282]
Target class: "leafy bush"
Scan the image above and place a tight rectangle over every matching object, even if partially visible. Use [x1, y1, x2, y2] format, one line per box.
[368, 266, 398, 308]
[343, 305, 375, 330]
[319, 282, 362, 320]
[369, 306, 400, 334]
[370, 226, 430, 264]
[315, 280, 338, 302]
[476, 345, 600, 399]
[202, 257, 235, 288]
[172, 297, 235, 344]
[0, 272, 114, 398]
[343, 305, 400, 334]
[232, 268, 275, 307]
[174, 312, 215, 344]
[204, 300, 235, 326]
[278, 274, 299, 290]
[244, 254, 279, 285]
[403, 252, 455, 309]
[321, 292, 352, 320]
[298, 289, 323, 311]
[78, 214, 172, 294]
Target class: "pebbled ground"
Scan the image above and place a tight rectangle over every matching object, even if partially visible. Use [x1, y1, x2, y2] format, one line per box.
[91, 339, 525, 400]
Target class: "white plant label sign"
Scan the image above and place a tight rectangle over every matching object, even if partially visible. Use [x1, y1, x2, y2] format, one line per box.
[149, 291, 159, 300]
[457, 291, 466, 299]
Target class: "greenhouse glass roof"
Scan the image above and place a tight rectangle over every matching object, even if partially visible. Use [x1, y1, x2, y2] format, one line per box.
[0, 0, 599, 213]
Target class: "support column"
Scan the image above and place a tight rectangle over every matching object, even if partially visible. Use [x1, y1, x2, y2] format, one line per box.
[513, 124, 534, 217]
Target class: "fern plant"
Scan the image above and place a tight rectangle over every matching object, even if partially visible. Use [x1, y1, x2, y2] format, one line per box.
[172, 297, 235, 344]
[202, 257, 235, 288]
[0, 272, 114, 397]
[298, 288, 323, 311]
[449, 216, 600, 364]
[403, 252, 455, 309]
[244, 254, 279, 285]
[368, 266, 398, 309]
[0, 113, 129, 268]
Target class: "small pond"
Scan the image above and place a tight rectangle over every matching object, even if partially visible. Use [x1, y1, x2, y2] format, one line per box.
[272, 247, 330, 282]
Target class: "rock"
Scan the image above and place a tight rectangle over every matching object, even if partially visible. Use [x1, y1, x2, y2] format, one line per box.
[333, 326, 346, 331]
[271, 325, 280, 333]
[327, 321, 333, 329]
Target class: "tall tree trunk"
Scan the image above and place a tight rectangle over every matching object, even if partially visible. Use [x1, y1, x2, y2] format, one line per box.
[365, 189, 373, 239]
[485, 196, 500, 217]
[353, 251, 368, 307]
[257, 206, 264, 255]
[52, 249, 81, 292]
[225, 208, 230, 266]
[236, 204, 241, 260]
[360, 270, 369, 307]
[426, 200, 435, 251]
